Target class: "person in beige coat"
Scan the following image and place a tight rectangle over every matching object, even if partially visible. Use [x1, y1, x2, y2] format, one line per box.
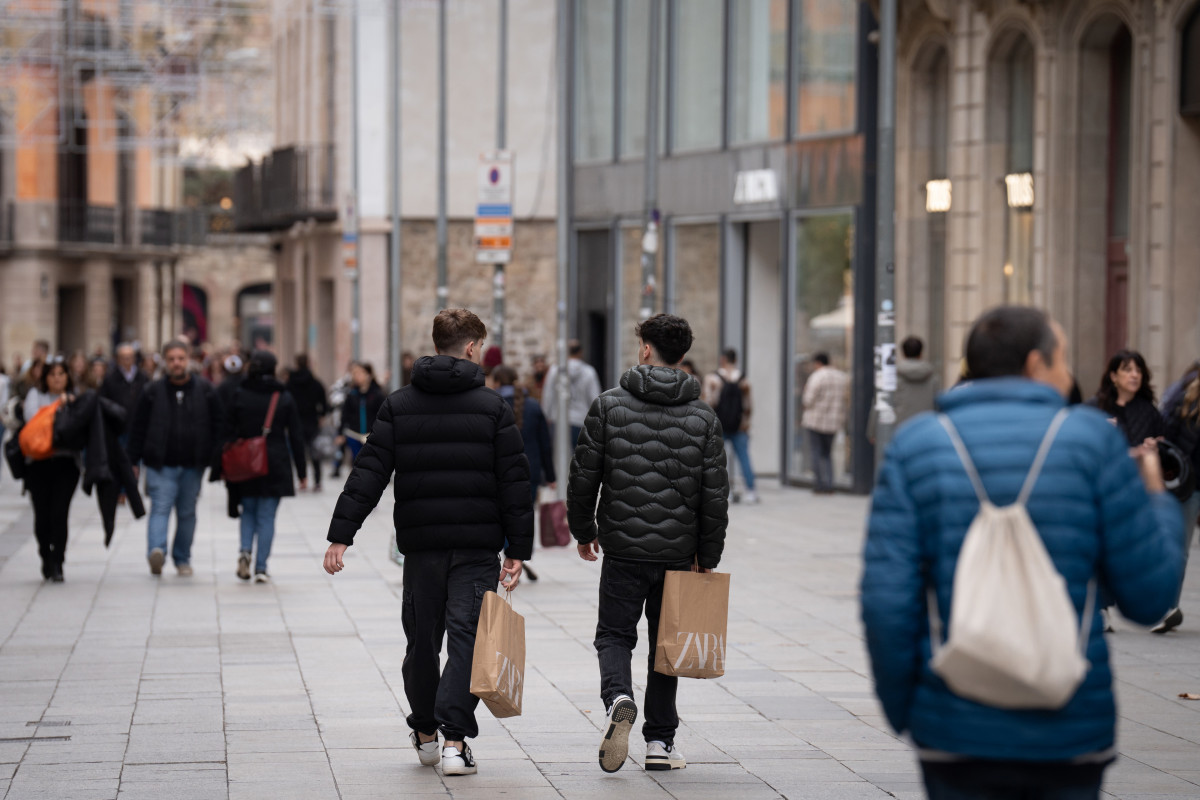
[802, 353, 849, 494]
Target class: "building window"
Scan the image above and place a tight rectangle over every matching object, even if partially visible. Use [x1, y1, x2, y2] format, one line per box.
[619, 0, 666, 159]
[575, 0, 616, 163]
[792, 211, 854, 484]
[1182, 4, 1200, 116]
[1003, 37, 1035, 305]
[670, 222, 722, 373]
[672, 0, 724, 153]
[794, 0, 857, 136]
[730, 0, 788, 146]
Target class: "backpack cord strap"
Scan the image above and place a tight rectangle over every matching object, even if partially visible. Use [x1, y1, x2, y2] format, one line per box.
[1017, 408, 1071, 507]
[937, 414, 989, 505]
[926, 585, 944, 655]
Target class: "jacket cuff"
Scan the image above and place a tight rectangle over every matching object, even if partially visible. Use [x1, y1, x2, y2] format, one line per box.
[504, 543, 533, 562]
[326, 525, 356, 546]
[698, 557, 720, 570]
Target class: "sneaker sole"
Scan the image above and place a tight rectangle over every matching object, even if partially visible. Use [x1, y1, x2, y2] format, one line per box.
[442, 762, 477, 776]
[599, 699, 638, 773]
[149, 551, 164, 575]
[1152, 609, 1184, 634]
[645, 756, 686, 771]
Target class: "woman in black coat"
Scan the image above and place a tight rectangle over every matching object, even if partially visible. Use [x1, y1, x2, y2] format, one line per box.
[337, 362, 386, 465]
[223, 351, 307, 583]
[488, 365, 555, 501]
[1086, 349, 1165, 447]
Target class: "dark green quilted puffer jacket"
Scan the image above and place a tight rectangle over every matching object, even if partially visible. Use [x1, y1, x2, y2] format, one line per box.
[567, 365, 729, 569]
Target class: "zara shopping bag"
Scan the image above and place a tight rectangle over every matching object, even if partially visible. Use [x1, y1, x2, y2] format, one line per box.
[929, 409, 1095, 710]
[654, 570, 730, 679]
[470, 589, 526, 718]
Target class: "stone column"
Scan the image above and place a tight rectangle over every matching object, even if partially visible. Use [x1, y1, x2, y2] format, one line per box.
[83, 258, 113, 354]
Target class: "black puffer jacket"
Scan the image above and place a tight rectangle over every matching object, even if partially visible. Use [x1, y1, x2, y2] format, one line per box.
[1085, 394, 1165, 446]
[327, 355, 534, 560]
[568, 365, 729, 569]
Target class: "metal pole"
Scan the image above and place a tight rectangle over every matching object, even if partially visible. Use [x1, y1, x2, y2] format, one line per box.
[873, 0, 897, 466]
[554, 0, 571, 501]
[389, 0, 403, 389]
[639, 0, 662, 320]
[351, 2, 362, 361]
[436, 0, 449, 311]
[493, 0, 508, 349]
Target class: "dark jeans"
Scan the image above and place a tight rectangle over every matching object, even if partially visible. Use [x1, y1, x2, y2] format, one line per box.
[595, 556, 693, 746]
[303, 432, 322, 487]
[402, 548, 500, 741]
[921, 759, 1106, 800]
[26, 457, 80, 577]
[807, 429, 835, 491]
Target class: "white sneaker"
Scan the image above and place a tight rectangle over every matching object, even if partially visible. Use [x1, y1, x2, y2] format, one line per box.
[441, 743, 477, 775]
[743, 491, 760, 504]
[410, 731, 440, 767]
[254, 572, 270, 584]
[598, 695, 637, 773]
[645, 740, 686, 771]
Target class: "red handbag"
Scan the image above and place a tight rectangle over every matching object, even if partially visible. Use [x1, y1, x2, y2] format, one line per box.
[539, 499, 571, 547]
[222, 392, 279, 483]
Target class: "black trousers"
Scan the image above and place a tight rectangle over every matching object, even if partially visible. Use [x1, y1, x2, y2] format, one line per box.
[303, 432, 322, 487]
[25, 457, 80, 577]
[401, 548, 500, 741]
[594, 556, 693, 746]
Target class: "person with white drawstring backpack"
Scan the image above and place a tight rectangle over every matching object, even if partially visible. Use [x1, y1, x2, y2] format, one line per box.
[862, 306, 1184, 800]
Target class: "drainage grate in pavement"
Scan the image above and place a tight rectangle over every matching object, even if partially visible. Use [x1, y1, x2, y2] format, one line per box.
[26, 721, 71, 727]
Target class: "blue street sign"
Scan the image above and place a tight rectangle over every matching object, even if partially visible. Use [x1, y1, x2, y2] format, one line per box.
[476, 204, 512, 217]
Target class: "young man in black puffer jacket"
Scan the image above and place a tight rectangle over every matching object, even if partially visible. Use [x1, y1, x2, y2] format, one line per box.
[322, 308, 532, 777]
[568, 313, 729, 774]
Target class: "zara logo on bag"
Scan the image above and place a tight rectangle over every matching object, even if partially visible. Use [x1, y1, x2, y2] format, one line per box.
[495, 652, 523, 706]
[672, 632, 727, 672]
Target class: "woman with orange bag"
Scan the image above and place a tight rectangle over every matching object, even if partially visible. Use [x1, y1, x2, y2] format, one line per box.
[22, 356, 80, 582]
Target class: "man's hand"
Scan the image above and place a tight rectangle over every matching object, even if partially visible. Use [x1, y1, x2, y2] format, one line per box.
[1133, 441, 1165, 494]
[500, 558, 523, 590]
[577, 541, 600, 562]
[690, 557, 713, 574]
[323, 543, 348, 575]
[335, 435, 346, 446]
[132, 465, 140, 480]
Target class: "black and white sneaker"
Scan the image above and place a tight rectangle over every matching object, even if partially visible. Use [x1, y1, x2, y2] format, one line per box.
[645, 740, 686, 770]
[441, 742, 477, 776]
[1152, 607, 1184, 634]
[599, 695, 638, 773]
[410, 731, 440, 766]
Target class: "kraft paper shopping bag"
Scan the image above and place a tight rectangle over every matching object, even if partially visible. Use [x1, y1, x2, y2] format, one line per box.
[470, 589, 526, 717]
[654, 570, 730, 679]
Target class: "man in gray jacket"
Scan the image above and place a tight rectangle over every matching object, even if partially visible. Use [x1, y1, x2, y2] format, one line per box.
[543, 339, 602, 445]
[868, 335, 939, 441]
[568, 313, 729, 775]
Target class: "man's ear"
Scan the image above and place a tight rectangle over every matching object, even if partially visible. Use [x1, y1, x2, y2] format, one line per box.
[1023, 348, 1044, 379]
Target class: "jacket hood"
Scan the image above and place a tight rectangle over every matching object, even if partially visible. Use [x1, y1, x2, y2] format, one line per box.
[620, 365, 700, 406]
[897, 360, 935, 383]
[412, 355, 486, 395]
[244, 373, 286, 393]
[288, 367, 315, 385]
[938, 377, 1065, 413]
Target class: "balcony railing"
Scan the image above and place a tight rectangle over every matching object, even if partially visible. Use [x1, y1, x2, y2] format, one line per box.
[46, 201, 210, 249]
[58, 201, 118, 245]
[233, 143, 337, 232]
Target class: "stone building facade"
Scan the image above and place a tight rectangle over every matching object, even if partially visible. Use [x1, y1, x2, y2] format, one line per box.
[895, 0, 1200, 393]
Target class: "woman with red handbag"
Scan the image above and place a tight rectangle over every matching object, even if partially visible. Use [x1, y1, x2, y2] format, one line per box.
[223, 351, 307, 583]
[21, 356, 80, 582]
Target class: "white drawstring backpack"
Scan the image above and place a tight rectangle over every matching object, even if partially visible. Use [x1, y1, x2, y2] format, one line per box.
[928, 408, 1096, 710]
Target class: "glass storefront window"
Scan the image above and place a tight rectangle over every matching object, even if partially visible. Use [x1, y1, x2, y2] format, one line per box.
[672, 0, 724, 152]
[791, 212, 854, 484]
[575, 0, 615, 163]
[730, 0, 788, 146]
[794, 0, 857, 136]
[619, 0, 666, 159]
[670, 223, 722, 374]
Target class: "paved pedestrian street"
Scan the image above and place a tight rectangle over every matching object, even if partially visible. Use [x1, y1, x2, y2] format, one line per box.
[0, 476, 1197, 800]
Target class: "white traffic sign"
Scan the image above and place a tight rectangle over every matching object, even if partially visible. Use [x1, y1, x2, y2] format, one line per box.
[476, 151, 514, 264]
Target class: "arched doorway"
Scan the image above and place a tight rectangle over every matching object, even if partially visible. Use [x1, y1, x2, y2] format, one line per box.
[236, 284, 273, 352]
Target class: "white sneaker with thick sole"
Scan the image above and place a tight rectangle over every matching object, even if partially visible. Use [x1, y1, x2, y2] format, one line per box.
[645, 740, 686, 771]
[441, 743, 477, 776]
[599, 695, 638, 773]
[410, 731, 440, 766]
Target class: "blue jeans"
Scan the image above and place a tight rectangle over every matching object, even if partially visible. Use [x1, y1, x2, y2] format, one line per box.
[724, 431, 756, 492]
[921, 760, 1105, 800]
[240, 496, 280, 574]
[1175, 493, 1200, 606]
[145, 466, 204, 565]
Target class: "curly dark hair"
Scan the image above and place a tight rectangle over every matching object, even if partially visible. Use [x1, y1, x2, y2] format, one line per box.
[635, 314, 694, 366]
[1093, 350, 1155, 413]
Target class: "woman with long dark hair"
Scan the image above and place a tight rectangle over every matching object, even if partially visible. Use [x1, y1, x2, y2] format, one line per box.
[1086, 350, 1164, 447]
[22, 357, 80, 581]
[1156, 368, 1200, 632]
[224, 351, 307, 583]
[337, 361, 386, 465]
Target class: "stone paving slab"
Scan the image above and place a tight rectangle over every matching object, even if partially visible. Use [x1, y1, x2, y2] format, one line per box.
[0, 475, 1197, 799]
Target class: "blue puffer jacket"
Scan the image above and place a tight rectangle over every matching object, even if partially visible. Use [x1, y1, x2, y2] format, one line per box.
[862, 378, 1183, 761]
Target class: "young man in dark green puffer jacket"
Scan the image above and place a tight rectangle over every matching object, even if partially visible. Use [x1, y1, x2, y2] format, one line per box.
[568, 313, 729, 775]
